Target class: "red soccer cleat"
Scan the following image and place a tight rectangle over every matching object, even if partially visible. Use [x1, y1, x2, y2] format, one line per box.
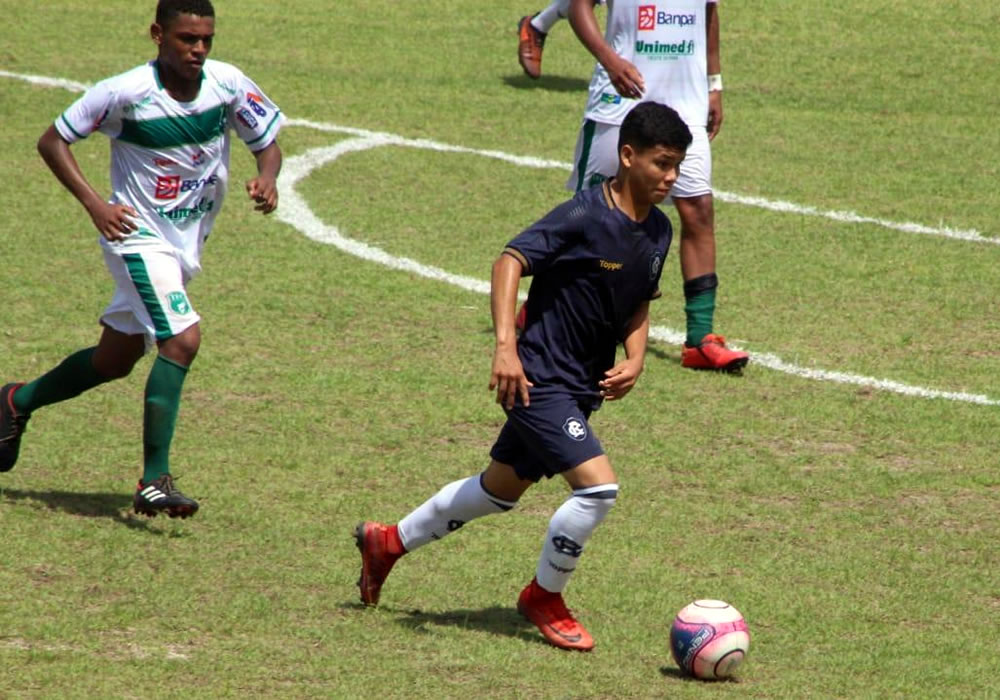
[681, 334, 749, 373]
[517, 578, 595, 651]
[354, 521, 404, 607]
[517, 15, 546, 79]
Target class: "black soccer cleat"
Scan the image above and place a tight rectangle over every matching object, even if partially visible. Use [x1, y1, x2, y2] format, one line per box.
[133, 474, 199, 519]
[0, 383, 30, 472]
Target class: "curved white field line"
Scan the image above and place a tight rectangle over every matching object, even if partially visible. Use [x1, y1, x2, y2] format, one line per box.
[5, 69, 998, 406]
[279, 137, 1000, 407]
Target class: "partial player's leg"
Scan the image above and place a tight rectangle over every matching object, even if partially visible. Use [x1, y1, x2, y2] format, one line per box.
[672, 128, 748, 372]
[133, 323, 200, 519]
[0, 326, 141, 472]
[103, 247, 202, 518]
[355, 459, 527, 606]
[518, 0, 570, 78]
[518, 454, 617, 652]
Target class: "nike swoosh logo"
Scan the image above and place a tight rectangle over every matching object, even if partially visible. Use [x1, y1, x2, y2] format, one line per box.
[545, 624, 582, 643]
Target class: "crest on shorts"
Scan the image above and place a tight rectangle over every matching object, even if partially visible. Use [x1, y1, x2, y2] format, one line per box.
[167, 291, 191, 315]
[563, 417, 588, 442]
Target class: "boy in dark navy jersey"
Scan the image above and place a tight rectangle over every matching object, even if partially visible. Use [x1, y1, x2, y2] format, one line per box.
[355, 103, 691, 652]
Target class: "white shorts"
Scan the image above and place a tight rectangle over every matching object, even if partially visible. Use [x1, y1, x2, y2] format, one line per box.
[566, 119, 712, 198]
[101, 240, 200, 347]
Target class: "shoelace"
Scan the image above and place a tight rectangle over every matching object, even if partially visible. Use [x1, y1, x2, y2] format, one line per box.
[1, 414, 29, 442]
[157, 474, 179, 495]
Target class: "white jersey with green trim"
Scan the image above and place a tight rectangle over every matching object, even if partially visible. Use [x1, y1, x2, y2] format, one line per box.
[54, 58, 283, 276]
[583, 0, 717, 128]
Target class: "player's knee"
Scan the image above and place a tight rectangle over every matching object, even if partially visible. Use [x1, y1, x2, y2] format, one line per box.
[159, 326, 201, 366]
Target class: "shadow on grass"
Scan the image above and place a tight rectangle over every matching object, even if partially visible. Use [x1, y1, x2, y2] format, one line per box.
[658, 666, 742, 684]
[398, 605, 549, 646]
[0, 488, 168, 534]
[502, 74, 590, 93]
[342, 602, 547, 647]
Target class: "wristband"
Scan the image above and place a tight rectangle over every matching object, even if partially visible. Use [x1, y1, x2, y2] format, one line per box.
[708, 74, 723, 92]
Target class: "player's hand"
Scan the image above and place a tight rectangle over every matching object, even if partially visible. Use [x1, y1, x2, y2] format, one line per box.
[89, 202, 139, 242]
[607, 56, 645, 100]
[598, 358, 643, 401]
[246, 176, 278, 214]
[490, 344, 533, 410]
[707, 90, 724, 141]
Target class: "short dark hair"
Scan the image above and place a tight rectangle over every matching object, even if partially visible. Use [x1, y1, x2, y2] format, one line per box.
[155, 0, 215, 28]
[618, 102, 692, 155]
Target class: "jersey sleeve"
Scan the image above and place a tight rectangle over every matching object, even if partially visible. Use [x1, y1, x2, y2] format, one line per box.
[228, 73, 284, 152]
[503, 198, 588, 276]
[54, 81, 116, 143]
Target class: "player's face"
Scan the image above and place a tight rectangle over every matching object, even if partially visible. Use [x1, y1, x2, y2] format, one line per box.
[623, 144, 686, 205]
[152, 14, 215, 83]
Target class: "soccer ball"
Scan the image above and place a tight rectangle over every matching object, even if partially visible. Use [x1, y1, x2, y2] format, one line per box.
[670, 599, 750, 680]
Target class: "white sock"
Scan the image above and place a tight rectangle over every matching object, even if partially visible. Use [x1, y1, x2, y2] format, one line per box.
[535, 484, 618, 593]
[397, 474, 517, 552]
[530, 0, 571, 33]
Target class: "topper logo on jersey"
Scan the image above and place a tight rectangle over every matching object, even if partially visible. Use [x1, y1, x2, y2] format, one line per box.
[563, 417, 588, 441]
[155, 174, 218, 200]
[638, 5, 697, 31]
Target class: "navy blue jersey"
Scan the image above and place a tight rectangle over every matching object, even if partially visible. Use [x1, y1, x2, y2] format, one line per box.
[504, 182, 672, 405]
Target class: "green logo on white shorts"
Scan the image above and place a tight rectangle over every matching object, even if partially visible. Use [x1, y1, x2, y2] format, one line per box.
[167, 291, 191, 315]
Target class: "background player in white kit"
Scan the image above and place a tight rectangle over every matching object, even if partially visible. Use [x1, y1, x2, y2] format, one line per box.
[517, 0, 604, 79]
[0, 0, 283, 518]
[520, 0, 748, 371]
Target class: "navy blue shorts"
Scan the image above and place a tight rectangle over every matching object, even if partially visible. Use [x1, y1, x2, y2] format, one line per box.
[489, 392, 605, 482]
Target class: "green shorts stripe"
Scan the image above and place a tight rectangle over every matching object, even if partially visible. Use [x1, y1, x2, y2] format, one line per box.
[574, 119, 598, 193]
[122, 253, 172, 341]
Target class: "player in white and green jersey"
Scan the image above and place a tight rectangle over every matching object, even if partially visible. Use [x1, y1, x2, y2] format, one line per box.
[0, 0, 283, 519]
[566, 0, 749, 372]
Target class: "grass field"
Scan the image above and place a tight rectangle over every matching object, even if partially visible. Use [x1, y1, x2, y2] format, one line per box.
[1, 1, 999, 697]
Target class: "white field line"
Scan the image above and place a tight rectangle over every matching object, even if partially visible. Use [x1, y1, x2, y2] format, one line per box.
[4, 68, 991, 245]
[5, 69, 998, 406]
[280, 137, 1000, 407]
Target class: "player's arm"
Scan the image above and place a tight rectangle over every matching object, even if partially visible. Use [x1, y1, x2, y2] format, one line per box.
[36, 125, 137, 241]
[568, 0, 644, 99]
[489, 251, 533, 409]
[246, 140, 282, 214]
[599, 300, 650, 401]
[706, 1, 724, 141]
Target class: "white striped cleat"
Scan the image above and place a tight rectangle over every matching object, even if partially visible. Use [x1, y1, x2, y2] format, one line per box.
[133, 474, 199, 519]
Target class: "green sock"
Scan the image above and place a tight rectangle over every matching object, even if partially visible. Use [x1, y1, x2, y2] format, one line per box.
[13, 347, 112, 414]
[142, 354, 189, 484]
[683, 274, 718, 347]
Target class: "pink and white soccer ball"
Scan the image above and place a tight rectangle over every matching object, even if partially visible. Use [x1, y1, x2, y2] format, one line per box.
[670, 599, 750, 680]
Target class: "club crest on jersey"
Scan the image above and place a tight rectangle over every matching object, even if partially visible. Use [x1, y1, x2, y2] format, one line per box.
[563, 417, 587, 442]
[649, 251, 663, 280]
